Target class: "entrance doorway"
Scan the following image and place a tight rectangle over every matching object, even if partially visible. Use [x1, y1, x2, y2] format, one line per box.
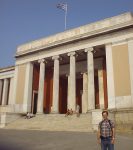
[94, 56, 108, 109]
[32, 90, 38, 114]
[44, 68, 53, 114]
[59, 76, 68, 114]
[94, 69, 100, 109]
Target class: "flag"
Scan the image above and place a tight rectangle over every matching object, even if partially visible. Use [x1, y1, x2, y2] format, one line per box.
[57, 3, 67, 11]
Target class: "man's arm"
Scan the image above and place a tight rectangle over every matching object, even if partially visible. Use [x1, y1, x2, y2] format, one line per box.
[111, 127, 115, 144]
[112, 127, 115, 138]
[110, 125, 115, 144]
[111, 120, 115, 139]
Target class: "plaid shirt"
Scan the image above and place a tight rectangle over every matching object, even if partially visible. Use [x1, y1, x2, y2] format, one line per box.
[99, 119, 115, 137]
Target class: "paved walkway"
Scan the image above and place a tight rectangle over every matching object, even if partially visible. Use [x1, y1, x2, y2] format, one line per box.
[0, 129, 133, 150]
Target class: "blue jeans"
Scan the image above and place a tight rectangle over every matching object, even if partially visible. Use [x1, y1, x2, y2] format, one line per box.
[101, 137, 114, 150]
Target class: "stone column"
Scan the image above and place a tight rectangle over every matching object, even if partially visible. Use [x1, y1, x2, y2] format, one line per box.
[2, 78, 9, 105]
[105, 43, 116, 109]
[67, 75, 70, 109]
[67, 52, 76, 111]
[82, 73, 88, 113]
[23, 62, 33, 112]
[37, 59, 46, 114]
[128, 38, 133, 107]
[85, 48, 95, 111]
[13, 65, 19, 111]
[0, 80, 3, 105]
[8, 78, 14, 105]
[98, 69, 104, 109]
[52, 55, 60, 113]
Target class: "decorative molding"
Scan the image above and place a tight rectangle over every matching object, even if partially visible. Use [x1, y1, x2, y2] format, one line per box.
[52, 55, 59, 60]
[16, 12, 133, 56]
[38, 59, 46, 64]
[126, 37, 133, 42]
[84, 47, 94, 53]
[112, 39, 127, 46]
[67, 51, 76, 57]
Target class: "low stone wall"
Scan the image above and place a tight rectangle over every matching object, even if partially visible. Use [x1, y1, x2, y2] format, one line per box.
[91, 108, 133, 132]
[0, 105, 15, 113]
[109, 108, 133, 132]
[91, 109, 102, 131]
[0, 112, 21, 128]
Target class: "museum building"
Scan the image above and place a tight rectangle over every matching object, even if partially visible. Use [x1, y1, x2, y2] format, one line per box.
[0, 12, 133, 130]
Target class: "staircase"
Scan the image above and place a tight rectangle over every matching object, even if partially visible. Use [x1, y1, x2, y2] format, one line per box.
[4, 114, 93, 132]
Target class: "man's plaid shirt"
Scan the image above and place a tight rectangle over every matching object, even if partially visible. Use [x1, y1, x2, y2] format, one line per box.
[98, 119, 115, 137]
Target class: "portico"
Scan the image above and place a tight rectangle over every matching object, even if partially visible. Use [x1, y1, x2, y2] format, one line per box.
[0, 67, 14, 107]
[28, 44, 108, 114]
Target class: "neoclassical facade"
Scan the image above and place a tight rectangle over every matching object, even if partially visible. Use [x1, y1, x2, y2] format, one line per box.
[0, 12, 133, 129]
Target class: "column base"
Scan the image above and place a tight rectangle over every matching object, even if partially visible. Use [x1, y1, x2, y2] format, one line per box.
[87, 109, 95, 113]
[36, 112, 44, 115]
[51, 111, 59, 114]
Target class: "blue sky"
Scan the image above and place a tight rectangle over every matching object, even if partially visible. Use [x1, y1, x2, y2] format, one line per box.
[0, 0, 133, 68]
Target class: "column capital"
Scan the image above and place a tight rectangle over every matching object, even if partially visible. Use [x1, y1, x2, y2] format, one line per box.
[38, 59, 46, 64]
[84, 47, 94, 53]
[4, 78, 9, 83]
[105, 42, 112, 46]
[52, 55, 60, 60]
[80, 72, 87, 75]
[67, 51, 76, 57]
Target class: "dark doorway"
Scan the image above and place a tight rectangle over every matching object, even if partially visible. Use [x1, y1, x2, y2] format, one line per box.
[32, 91, 38, 114]
[44, 68, 53, 114]
[103, 57, 108, 109]
[59, 76, 68, 114]
[32, 63, 39, 114]
[6, 78, 10, 105]
[94, 57, 108, 109]
[94, 69, 100, 109]
[76, 76, 83, 113]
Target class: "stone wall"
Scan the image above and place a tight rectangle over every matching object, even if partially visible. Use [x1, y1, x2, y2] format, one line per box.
[0, 112, 21, 128]
[109, 109, 133, 132]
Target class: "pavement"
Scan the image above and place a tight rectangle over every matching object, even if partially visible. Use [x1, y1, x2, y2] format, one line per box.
[0, 129, 133, 150]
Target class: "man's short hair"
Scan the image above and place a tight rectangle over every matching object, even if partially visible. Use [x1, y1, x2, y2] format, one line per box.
[102, 110, 108, 116]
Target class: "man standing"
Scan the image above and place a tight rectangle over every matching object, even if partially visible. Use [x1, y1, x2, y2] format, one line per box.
[97, 110, 115, 150]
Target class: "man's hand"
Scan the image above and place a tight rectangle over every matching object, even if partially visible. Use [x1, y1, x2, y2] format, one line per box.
[111, 138, 115, 144]
[111, 128, 115, 144]
[98, 139, 101, 144]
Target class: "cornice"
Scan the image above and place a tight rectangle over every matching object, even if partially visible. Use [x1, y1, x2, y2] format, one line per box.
[15, 12, 133, 58]
[0, 66, 15, 73]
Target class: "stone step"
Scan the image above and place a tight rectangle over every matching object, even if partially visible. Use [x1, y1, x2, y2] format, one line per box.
[4, 114, 93, 132]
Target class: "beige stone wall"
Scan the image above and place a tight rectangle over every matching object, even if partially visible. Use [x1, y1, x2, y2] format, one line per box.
[112, 44, 131, 96]
[15, 64, 26, 104]
[109, 109, 133, 132]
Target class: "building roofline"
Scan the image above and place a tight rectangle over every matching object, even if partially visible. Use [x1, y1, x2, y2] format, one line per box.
[0, 66, 15, 73]
[16, 12, 133, 57]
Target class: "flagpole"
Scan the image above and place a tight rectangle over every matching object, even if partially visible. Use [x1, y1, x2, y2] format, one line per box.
[65, 4, 67, 30]
[57, 3, 68, 30]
